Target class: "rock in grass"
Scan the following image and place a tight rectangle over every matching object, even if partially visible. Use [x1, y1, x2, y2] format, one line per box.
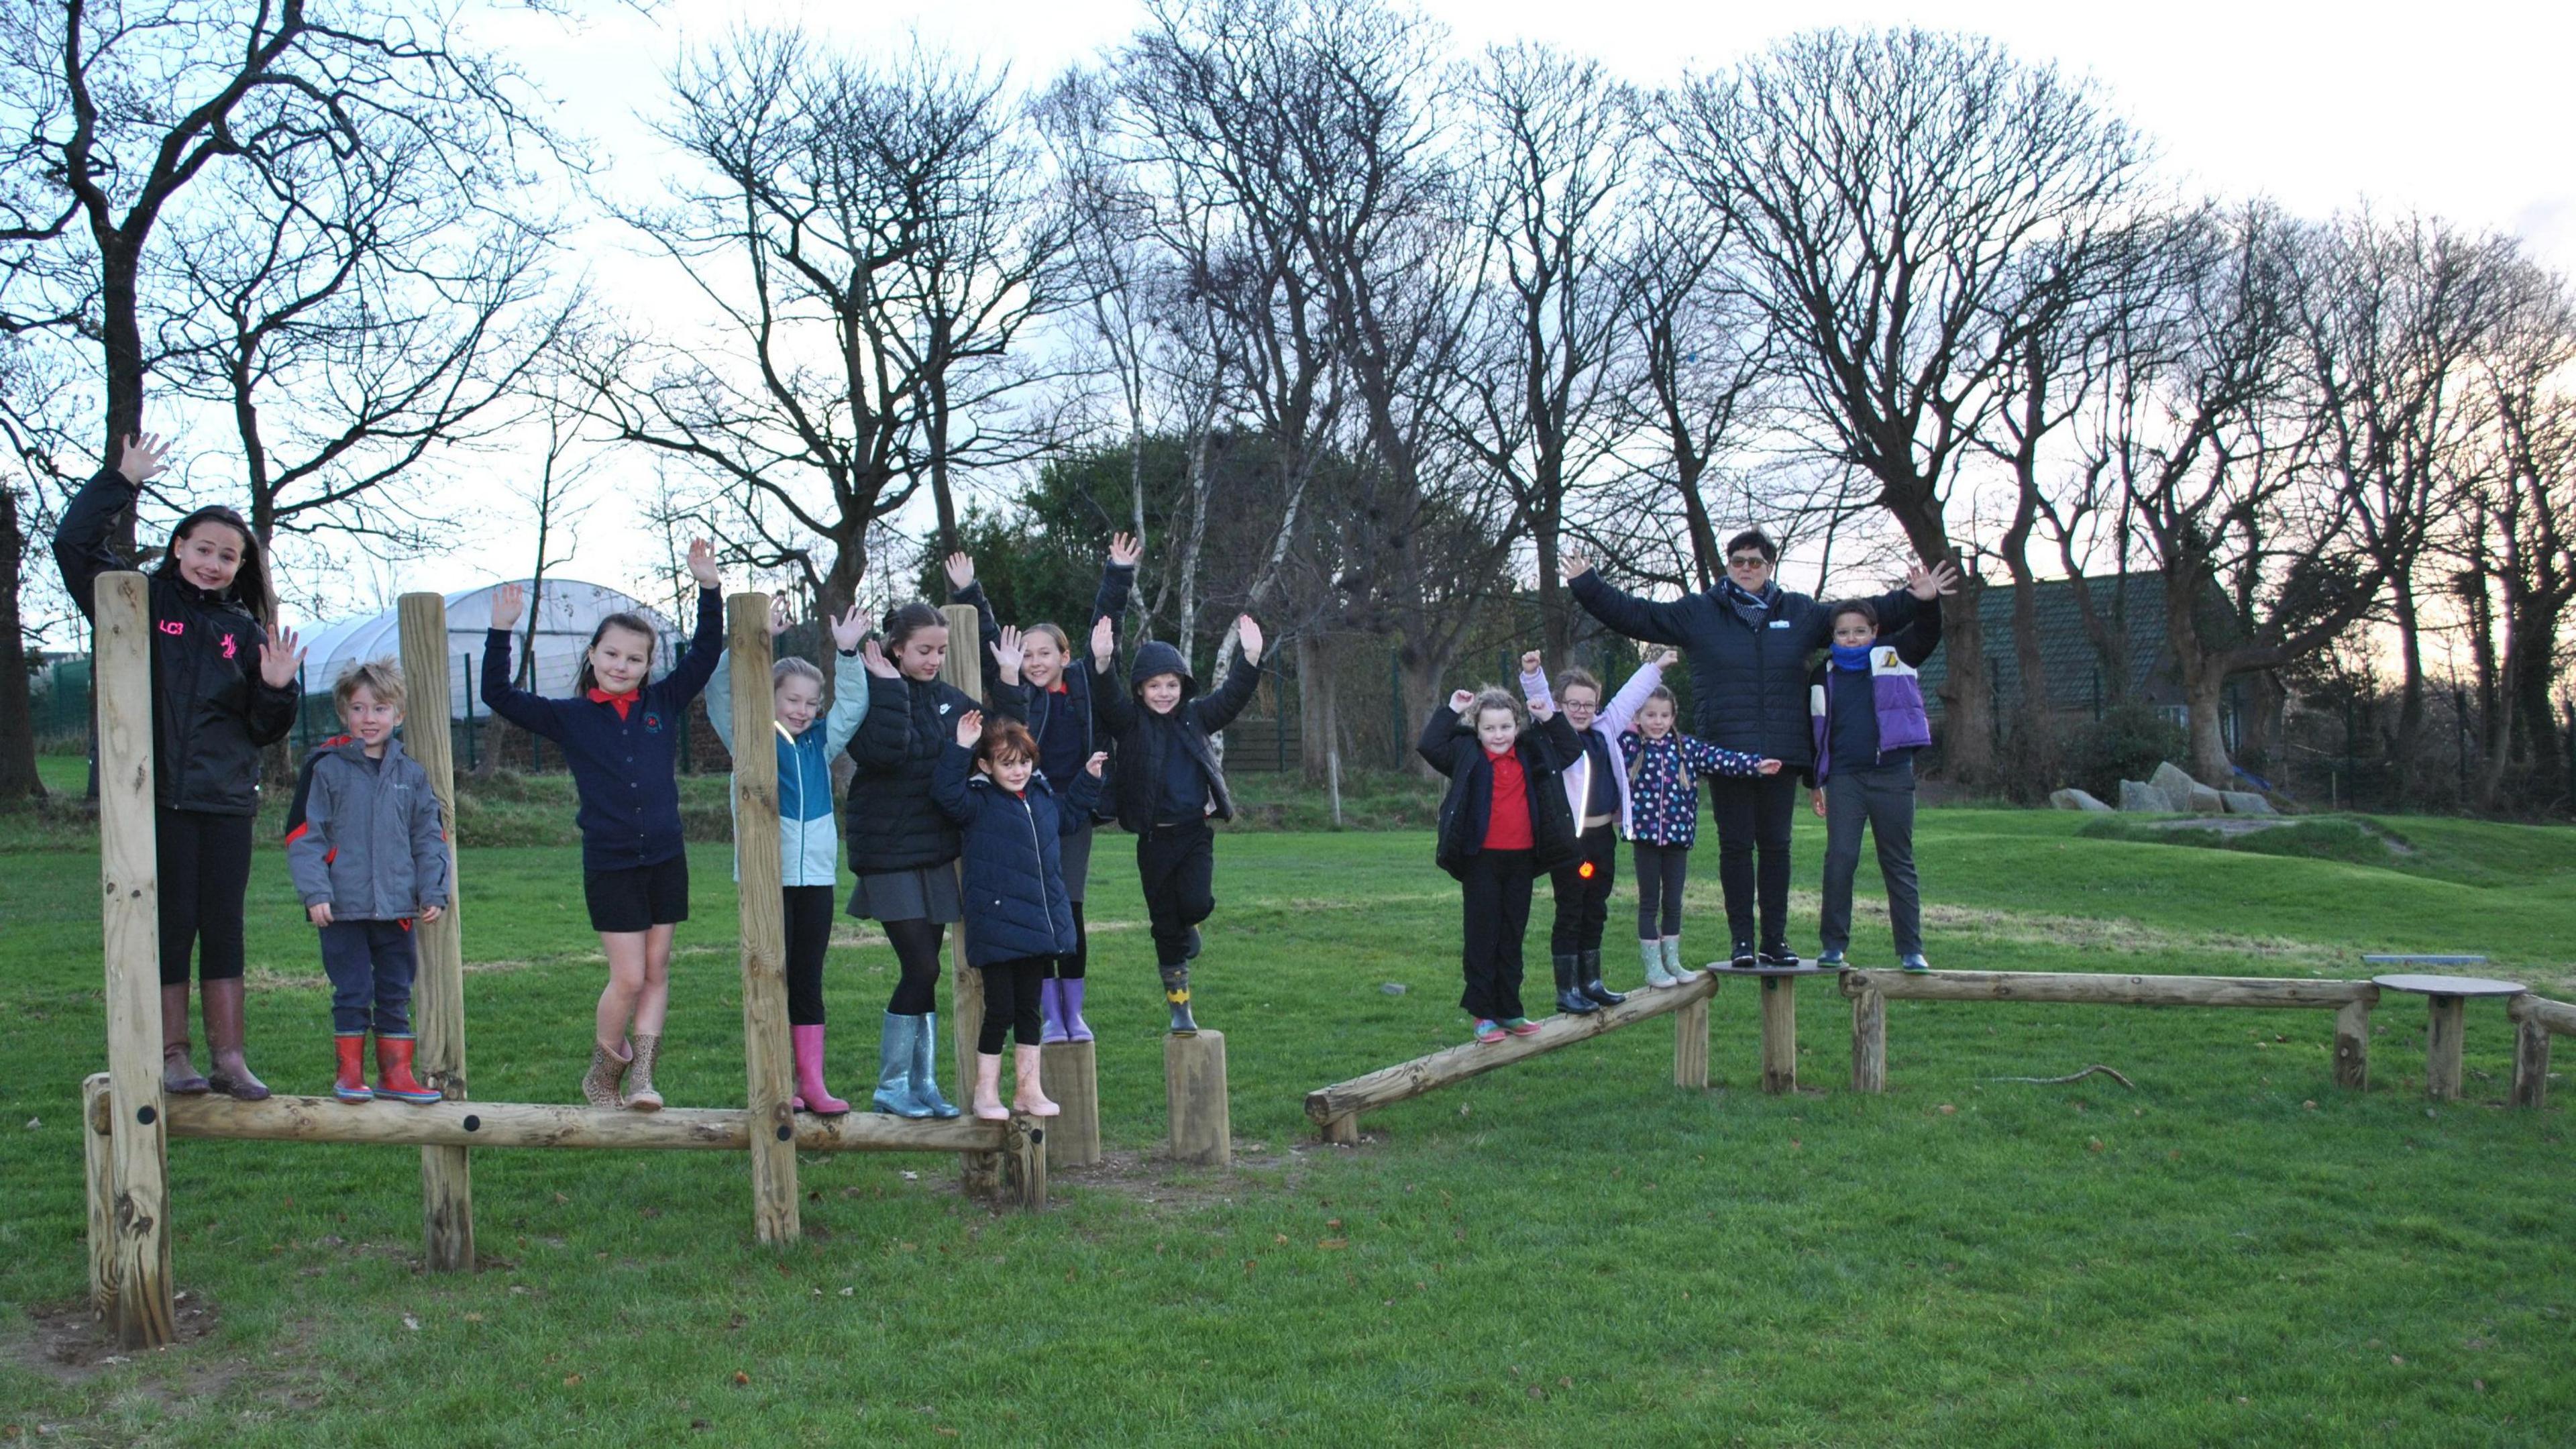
[2185, 782, 2226, 814]
[2220, 791, 2277, 816]
[2118, 779, 2176, 812]
[2049, 788, 2113, 812]
[2149, 761, 2204, 802]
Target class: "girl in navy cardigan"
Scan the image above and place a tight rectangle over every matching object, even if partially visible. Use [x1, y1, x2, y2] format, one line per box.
[482, 541, 725, 1111]
[933, 712, 1105, 1119]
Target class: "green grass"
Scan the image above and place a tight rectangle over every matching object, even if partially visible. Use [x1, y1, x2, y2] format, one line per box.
[3, 806, 2574, 1445]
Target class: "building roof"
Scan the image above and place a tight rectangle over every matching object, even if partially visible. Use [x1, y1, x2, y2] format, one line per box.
[1913, 570, 2175, 716]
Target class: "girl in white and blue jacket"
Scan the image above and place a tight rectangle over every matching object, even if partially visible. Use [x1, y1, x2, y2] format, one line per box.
[707, 599, 872, 1114]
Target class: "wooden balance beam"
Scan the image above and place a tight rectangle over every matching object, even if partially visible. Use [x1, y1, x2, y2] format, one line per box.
[1305, 973, 1719, 1142]
[2508, 994, 2576, 1109]
[1839, 969, 2381, 1093]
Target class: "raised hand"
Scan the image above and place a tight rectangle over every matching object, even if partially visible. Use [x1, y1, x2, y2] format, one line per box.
[490, 582, 527, 631]
[1644, 646, 1678, 669]
[1519, 649, 1542, 677]
[828, 603, 867, 654]
[1907, 559, 1962, 599]
[1108, 533, 1142, 569]
[1561, 551, 1593, 579]
[1084, 750, 1108, 778]
[943, 553, 975, 592]
[1235, 614, 1263, 665]
[1448, 689, 1475, 715]
[259, 625, 305, 690]
[861, 639, 899, 679]
[992, 623, 1025, 682]
[1529, 695, 1556, 720]
[1756, 758, 1783, 776]
[115, 432, 173, 487]
[955, 708, 983, 748]
[1089, 615, 1114, 667]
[686, 539, 721, 590]
[768, 596, 793, 637]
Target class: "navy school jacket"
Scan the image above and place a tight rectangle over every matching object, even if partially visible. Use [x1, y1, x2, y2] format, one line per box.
[931, 742, 1104, 967]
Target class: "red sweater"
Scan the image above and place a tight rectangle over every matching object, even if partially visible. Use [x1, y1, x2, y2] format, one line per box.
[1483, 747, 1533, 850]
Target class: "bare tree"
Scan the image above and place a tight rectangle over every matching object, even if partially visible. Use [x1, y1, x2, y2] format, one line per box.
[1664, 28, 2149, 783]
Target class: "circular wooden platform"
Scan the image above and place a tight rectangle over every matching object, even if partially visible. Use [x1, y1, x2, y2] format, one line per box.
[2369, 973, 2526, 998]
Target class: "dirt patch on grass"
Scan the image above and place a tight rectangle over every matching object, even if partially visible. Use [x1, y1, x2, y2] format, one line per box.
[9, 1292, 223, 1387]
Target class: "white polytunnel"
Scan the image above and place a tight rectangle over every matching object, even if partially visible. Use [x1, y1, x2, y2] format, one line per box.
[296, 580, 686, 718]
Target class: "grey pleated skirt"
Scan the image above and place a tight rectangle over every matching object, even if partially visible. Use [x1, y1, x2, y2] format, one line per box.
[846, 865, 962, 924]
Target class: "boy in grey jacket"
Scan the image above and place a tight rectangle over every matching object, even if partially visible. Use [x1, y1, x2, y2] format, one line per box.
[285, 660, 452, 1104]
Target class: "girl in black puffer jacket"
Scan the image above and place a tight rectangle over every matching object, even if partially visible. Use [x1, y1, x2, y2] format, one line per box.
[932, 712, 1104, 1120]
[844, 603, 1026, 1120]
[55, 433, 304, 1103]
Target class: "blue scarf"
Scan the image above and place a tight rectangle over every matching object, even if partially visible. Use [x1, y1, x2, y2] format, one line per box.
[1830, 643, 1874, 673]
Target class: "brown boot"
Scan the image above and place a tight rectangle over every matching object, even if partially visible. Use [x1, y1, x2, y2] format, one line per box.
[580, 1040, 629, 1109]
[160, 983, 209, 1094]
[625, 1033, 664, 1112]
[201, 977, 270, 1101]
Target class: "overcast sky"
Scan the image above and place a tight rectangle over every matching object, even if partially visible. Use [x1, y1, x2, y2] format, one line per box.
[405, 0, 2576, 614]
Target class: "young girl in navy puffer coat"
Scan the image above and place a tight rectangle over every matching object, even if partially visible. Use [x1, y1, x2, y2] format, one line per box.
[933, 711, 1106, 1120]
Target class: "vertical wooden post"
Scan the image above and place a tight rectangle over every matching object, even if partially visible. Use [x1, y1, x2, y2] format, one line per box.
[396, 594, 474, 1272]
[1759, 974, 1799, 1095]
[95, 572, 172, 1349]
[2510, 1016, 2550, 1110]
[82, 1073, 115, 1320]
[1165, 1029, 1231, 1167]
[1038, 1040, 1100, 1168]
[1672, 995, 1709, 1089]
[1849, 985, 1886, 1093]
[1001, 1119, 1048, 1210]
[1319, 1113, 1360, 1146]
[2424, 994, 2465, 1102]
[938, 603, 999, 1198]
[2332, 998, 2371, 1091]
[729, 594, 801, 1244]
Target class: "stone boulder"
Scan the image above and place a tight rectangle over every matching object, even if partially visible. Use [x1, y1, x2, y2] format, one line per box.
[2049, 788, 2114, 812]
[2118, 779, 2176, 812]
[2149, 760, 2202, 800]
[2185, 782, 2226, 814]
[2220, 791, 2277, 816]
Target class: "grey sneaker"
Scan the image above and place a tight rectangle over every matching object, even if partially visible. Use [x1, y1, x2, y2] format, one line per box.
[1900, 954, 1931, 973]
[1817, 949, 1847, 967]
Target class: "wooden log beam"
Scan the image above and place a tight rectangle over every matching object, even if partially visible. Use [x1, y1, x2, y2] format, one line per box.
[1841, 969, 2377, 1009]
[1038, 1040, 1100, 1169]
[1306, 973, 1719, 1132]
[1850, 987, 1887, 1094]
[95, 573, 172, 1350]
[2508, 994, 2576, 1037]
[727, 594, 800, 1243]
[1758, 975, 1799, 1094]
[396, 592, 474, 1273]
[101, 1090, 1009, 1154]
[2424, 995, 2465, 1102]
[1165, 1029, 1231, 1167]
[940, 602, 999, 1200]
[1672, 996, 1709, 1090]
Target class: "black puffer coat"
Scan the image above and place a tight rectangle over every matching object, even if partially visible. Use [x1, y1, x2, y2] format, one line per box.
[844, 672, 1026, 874]
[1091, 639, 1260, 835]
[1420, 706, 1582, 880]
[1570, 570, 1920, 768]
[54, 468, 297, 816]
[931, 743, 1103, 967]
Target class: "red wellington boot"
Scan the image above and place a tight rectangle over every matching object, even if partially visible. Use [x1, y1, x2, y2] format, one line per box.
[374, 1034, 444, 1104]
[333, 1034, 373, 1104]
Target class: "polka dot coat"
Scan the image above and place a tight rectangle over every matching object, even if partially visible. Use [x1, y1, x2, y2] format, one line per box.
[1617, 731, 1767, 848]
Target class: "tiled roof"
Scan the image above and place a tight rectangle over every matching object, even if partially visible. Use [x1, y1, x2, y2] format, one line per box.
[1911, 571, 2174, 716]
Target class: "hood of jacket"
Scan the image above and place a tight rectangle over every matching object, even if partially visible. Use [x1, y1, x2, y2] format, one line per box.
[1128, 640, 1197, 701]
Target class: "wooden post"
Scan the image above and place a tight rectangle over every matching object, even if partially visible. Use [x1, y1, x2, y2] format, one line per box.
[2512, 1017, 2551, 1110]
[95, 572, 173, 1349]
[1165, 1029, 1230, 1167]
[1850, 985, 1886, 1094]
[82, 1073, 115, 1320]
[729, 594, 800, 1243]
[2333, 998, 2371, 1091]
[2424, 994, 2465, 1102]
[1672, 996, 1709, 1089]
[396, 593, 474, 1272]
[938, 602, 999, 1199]
[1759, 974, 1799, 1095]
[1000, 1118, 1048, 1210]
[1319, 1113, 1360, 1146]
[1038, 1040, 1100, 1169]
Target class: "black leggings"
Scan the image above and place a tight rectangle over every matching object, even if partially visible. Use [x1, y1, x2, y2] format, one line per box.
[784, 885, 835, 1026]
[1633, 841, 1690, 939]
[157, 806, 254, 986]
[881, 918, 945, 1016]
[976, 957, 1049, 1053]
[1048, 900, 1089, 981]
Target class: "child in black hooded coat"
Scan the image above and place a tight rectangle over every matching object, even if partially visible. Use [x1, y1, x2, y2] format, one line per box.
[1087, 612, 1265, 1034]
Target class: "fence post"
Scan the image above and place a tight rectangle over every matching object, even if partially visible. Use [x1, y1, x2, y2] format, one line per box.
[95, 572, 173, 1348]
[461, 655, 477, 771]
[1850, 985, 1886, 1093]
[729, 594, 801, 1242]
[940, 603, 1001, 1199]
[2333, 998, 2371, 1090]
[1672, 996, 1709, 1089]
[398, 594, 475, 1272]
[1760, 975, 1799, 1095]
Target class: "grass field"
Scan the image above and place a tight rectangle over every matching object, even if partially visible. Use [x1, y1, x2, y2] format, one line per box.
[3, 781, 2574, 1446]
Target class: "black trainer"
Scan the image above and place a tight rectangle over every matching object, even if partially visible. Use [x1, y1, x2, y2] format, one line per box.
[1758, 945, 1803, 968]
[1731, 942, 1758, 970]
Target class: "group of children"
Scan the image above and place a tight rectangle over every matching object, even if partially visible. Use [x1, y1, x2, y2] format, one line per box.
[62, 427, 1937, 1106]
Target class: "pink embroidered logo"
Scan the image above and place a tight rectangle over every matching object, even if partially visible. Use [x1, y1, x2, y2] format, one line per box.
[220, 635, 238, 659]
[158, 621, 184, 637]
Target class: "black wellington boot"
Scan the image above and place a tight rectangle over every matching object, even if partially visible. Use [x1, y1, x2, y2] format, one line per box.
[1160, 965, 1199, 1035]
[1552, 953, 1599, 1016]
[1577, 948, 1626, 1006]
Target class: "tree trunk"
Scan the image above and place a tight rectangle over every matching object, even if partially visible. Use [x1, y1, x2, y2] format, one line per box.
[1297, 633, 1336, 786]
[1934, 578, 1998, 784]
[1397, 641, 1454, 780]
[2508, 594, 2570, 808]
[1534, 511, 1568, 664]
[2387, 574, 2428, 777]
[1997, 515, 2054, 793]
[1671, 457, 1720, 592]
[2165, 568, 2235, 786]
[0, 486, 46, 802]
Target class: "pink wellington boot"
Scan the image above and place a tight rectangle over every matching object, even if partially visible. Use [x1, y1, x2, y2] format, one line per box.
[1010, 1044, 1060, 1117]
[791, 1024, 850, 1116]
